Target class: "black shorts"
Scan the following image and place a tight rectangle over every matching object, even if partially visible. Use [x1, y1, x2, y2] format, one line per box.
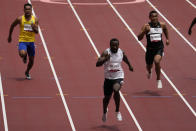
[145, 48, 164, 65]
[103, 78, 124, 96]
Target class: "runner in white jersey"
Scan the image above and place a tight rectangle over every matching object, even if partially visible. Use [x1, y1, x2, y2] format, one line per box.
[138, 10, 170, 89]
[96, 38, 133, 122]
[104, 47, 124, 79]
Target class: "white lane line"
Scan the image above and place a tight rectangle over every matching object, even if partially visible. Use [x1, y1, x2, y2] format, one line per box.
[28, 0, 76, 130]
[66, 0, 143, 130]
[186, 0, 196, 8]
[38, 0, 145, 5]
[107, 0, 196, 118]
[146, 0, 196, 52]
[0, 73, 8, 131]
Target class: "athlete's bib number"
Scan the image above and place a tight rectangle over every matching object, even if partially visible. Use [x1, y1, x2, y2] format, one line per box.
[150, 34, 161, 42]
[24, 24, 33, 31]
[108, 63, 120, 72]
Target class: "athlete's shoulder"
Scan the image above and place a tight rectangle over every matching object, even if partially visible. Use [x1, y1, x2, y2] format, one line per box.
[144, 23, 150, 27]
[17, 16, 23, 21]
[118, 48, 123, 52]
[160, 22, 167, 29]
[160, 22, 166, 26]
[14, 16, 22, 24]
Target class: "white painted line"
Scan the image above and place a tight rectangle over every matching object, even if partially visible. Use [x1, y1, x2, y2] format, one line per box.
[39, 0, 145, 5]
[66, 0, 100, 56]
[28, 0, 76, 130]
[146, 0, 196, 52]
[66, 0, 143, 130]
[107, 0, 196, 118]
[0, 73, 8, 131]
[186, 0, 196, 8]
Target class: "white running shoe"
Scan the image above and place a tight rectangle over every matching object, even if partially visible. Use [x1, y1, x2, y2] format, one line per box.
[102, 113, 107, 122]
[116, 112, 122, 121]
[157, 80, 162, 89]
[25, 72, 31, 80]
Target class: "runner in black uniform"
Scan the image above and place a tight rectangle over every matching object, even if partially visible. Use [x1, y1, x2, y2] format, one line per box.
[138, 10, 170, 88]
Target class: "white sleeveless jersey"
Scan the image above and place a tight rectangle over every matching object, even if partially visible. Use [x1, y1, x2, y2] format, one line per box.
[104, 48, 124, 79]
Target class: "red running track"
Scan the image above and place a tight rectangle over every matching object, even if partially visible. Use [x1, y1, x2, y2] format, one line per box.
[0, 0, 196, 131]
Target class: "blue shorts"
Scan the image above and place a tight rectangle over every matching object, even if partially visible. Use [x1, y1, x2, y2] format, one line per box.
[18, 42, 35, 56]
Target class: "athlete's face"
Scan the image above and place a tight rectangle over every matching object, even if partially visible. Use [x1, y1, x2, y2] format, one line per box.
[110, 41, 119, 53]
[150, 13, 158, 24]
[24, 5, 32, 17]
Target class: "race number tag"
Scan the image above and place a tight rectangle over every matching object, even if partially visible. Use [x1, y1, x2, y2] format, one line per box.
[108, 63, 120, 72]
[24, 24, 33, 31]
[150, 34, 161, 42]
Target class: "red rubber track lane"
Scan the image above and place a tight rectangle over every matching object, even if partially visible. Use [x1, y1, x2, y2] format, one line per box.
[69, 0, 196, 130]
[112, 0, 196, 129]
[112, 0, 196, 108]
[31, 1, 139, 130]
[149, 0, 196, 47]
[142, 0, 196, 109]
[0, 99, 4, 131]
[0, 0, 5, 129]
[0, 0, 72, 131]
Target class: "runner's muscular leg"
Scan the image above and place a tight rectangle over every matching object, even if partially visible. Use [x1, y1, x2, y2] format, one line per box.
[103, 94, 112, 114]
[19, 50, 27, 58]
[25, 56, 34, 74]
[113, 83, 121, 112]
[146, 64, 153, 73]
[154, 54, 162, 80]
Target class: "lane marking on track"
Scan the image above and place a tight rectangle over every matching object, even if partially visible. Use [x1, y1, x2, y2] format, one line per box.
[146, 0, 196, 52]
[56, 93, 69, 96]
[107, 0, 196, 118]
[28, 0, 76, 130]
[132, 96, 172, 98]
[44, 56, 54, 60]
[186, 0, 196, 8]
[0, 73, 8, 131]
[12, 96, 53, 99]
[173, 93, 187, 96]
[66, 0, 143, 130]
[72, 96, 103, 99]
[36, 0, 145, 5]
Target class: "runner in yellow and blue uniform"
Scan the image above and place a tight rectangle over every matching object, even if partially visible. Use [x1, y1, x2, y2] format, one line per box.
[8, 3, 39, 79]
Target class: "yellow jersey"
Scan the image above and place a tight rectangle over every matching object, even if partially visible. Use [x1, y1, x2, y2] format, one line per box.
[19, 15, 35, 42]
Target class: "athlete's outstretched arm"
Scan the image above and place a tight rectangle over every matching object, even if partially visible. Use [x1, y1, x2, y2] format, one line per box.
[8, 17, 21, 43]
[188, 17, 196, 35]
[96, 51, 110, 67]
[31, 17, 39, 34]
[137, 24, 149, 41]
[162, 22, 169, 46]
[123, 52, 133, 72]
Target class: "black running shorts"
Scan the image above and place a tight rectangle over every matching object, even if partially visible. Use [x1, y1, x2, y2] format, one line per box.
[145, 48, 164, 65]
[103, 78, 124, 96]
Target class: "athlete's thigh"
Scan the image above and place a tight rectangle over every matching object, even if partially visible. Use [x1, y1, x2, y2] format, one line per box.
[113, 78, 124, 92]
[154, 48, 163, 63]
[27, 42, 35, 56]
[103, 79, 113, 96]
[145, 49, 154, 65]
[18, 42, 27, 51]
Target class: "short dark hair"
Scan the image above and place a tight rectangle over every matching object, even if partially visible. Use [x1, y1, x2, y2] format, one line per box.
[110, 38, 119, 46]
[149, 10, 157, 18]
[24, 3, 32, 9]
